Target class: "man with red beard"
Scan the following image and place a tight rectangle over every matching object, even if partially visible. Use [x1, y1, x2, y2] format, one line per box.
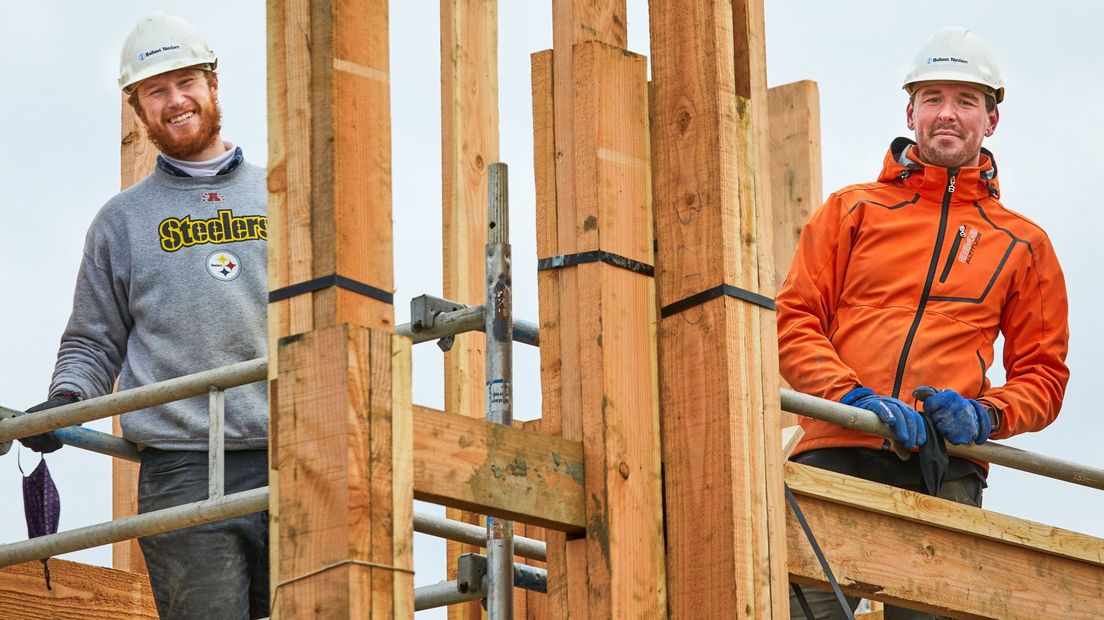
[778, 28, 1069, 619]
[19, 13, 269, 619]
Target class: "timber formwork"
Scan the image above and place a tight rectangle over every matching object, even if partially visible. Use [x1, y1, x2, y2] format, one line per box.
[3, 2, 1104, 619]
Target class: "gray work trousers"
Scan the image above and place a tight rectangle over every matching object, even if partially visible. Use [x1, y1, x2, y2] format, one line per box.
[137, 448, 269, 620]
[788, 448, 984, 620]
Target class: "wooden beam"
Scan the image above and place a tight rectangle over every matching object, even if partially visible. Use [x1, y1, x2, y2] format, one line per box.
[412, 405, 585, 532]
[786, 462, 1104, 571]
[786, 462, 1104, 618]
[440, 2, 499, 617]
[0, 558, 156, 619]
[767, 80, 821, 428]
[649, 0, 788, 617]
[541, 5, 668, 612]
[267, 0, 395, 340]
[267, 2, 401, 617]
[767, 80, 821, 288]
[515, 420, 548, 619]
[531, 47, 582, 619]
[272, 325, 412, 618]
[114, 99, 157, 575]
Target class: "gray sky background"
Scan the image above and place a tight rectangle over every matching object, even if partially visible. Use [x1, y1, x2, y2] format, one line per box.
[1, 2, 1100, 616]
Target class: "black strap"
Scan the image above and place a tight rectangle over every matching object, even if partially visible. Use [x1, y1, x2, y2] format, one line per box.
[268, 274, 394, 305]
[791, 583, 816, 620]
[786, 484, 855, 620]
[537, 250, 654, 277]
[660, 283, 775, 317]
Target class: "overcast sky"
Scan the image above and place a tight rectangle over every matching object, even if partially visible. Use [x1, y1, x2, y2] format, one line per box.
[1, 2, 1101, 617]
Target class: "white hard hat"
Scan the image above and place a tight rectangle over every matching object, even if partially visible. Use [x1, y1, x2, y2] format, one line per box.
[118, 12, 217, 92]
[903, 27, 1004, 103]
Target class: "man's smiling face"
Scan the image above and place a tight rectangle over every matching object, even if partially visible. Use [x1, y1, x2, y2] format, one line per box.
[134, 67, 222, 161]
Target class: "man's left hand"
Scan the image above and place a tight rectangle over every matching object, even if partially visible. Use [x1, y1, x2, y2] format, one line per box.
[914, 387, 992, 446]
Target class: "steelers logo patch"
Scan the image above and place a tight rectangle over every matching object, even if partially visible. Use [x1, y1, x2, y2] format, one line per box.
[206, 250, 242, 281]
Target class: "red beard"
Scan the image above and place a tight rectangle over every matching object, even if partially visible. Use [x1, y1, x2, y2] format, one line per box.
[144, 93, 223, 160]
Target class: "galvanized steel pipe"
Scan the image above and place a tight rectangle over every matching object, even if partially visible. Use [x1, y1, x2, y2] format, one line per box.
[0, 358, 267, 443]
[0, 487, 268, 568]
[484, 162, 515, 620]
[413, 512, 546, 561]
[781, 388, 1104, 491]
[397, 306, 539, 347]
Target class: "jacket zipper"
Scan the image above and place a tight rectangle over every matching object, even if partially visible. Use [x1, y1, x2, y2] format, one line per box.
[891, 169, 958, 398]
[939, 225, 967, 283]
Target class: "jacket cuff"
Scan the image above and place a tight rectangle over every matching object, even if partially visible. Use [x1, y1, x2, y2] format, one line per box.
[977, 398, 1004, 436]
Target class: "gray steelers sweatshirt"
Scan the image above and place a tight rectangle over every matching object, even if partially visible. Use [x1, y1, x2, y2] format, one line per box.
[49, 160, 268, 450]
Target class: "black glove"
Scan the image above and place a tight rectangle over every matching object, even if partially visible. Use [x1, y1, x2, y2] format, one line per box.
[19, 393, 80, 453]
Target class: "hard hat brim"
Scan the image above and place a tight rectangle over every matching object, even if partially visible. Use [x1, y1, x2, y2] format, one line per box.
[904, 72, 1004, 104]
[121, 60, 218, 93]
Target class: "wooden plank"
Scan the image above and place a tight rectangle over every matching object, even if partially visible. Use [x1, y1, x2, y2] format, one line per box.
[530, 47, 576, 620]
[767, 80, 821, 427]
[267, 2, 398, 616]
[785, 462, 1104, 568]
[267, 0, 394, 338]
[551, 0, 627, 261]
[440, 3, 499, 618]
[570, 40, 666, 618]
[781, 425, 804, 459]
[767, 80, 821, 288]
[114, 99, 157, 575]
[786, 463, 1104, 618]
[412, 405, 585, 532]
[515, 419, 548, 620]
[272, 325, 412, 619]
[0, 559, 156, 619]
[649, 0, 788, 617]
[265, 0, 288, 598]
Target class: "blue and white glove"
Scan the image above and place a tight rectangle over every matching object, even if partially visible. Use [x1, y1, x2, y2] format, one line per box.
[841, 386, 927, 450]
[913, 386, 991, 446]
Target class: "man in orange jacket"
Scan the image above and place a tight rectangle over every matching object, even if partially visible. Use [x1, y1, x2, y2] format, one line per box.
[778, 27, 1069, 619]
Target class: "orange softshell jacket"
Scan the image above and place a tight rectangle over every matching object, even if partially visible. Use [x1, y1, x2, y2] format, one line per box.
[778, 138, 1070, 458]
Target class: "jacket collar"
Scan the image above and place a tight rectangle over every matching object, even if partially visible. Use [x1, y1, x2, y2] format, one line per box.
[879, 137, 1000, 202]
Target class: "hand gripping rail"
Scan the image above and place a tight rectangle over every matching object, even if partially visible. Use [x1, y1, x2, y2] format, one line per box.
[780, 389, 1104, 491]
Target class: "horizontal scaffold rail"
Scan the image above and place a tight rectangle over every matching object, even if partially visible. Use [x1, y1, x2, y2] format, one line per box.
[0, 485, 547, 568]
[781, 389, 1104, 491]
[2, 358, 1099, 493]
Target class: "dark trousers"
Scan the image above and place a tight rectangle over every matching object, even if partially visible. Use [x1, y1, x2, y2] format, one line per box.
[788, 448, 984, 620]
[137, 448, 269, 620]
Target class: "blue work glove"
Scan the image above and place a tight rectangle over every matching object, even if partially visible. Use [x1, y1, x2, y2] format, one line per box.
[913, 386, 991, 446]
[18, 393, 80, 453]
[840, 386, 927, 450]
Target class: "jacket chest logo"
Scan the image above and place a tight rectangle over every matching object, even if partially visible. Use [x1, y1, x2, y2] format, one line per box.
[958, 227, 981, 264]
[158, 209, 268, 252]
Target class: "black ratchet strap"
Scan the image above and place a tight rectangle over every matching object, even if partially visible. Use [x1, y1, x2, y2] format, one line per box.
[660, 283, 775, 318]
[268, 274, 394, 305]
[786, 483, 856, 620]
[537, 250, 654, 277]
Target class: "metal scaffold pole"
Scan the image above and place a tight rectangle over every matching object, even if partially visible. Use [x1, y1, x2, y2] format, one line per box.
[484, 162, 514, 619]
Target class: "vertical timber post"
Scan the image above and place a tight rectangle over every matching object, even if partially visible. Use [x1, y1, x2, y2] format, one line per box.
[535, 4, 668, 615]
[440, 2, 499, 618]
[767, 80, 822, 428]
[114, 99, 157, 575]
[649, 0, 789, 617]
[267, 1, 412, 618]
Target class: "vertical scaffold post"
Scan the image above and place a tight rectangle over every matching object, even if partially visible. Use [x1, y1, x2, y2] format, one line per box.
[484, 162, 514, 619]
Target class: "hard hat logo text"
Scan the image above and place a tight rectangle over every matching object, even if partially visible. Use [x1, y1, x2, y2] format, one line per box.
[138, 44, 182, 62]
[926, 56, 969, 65]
